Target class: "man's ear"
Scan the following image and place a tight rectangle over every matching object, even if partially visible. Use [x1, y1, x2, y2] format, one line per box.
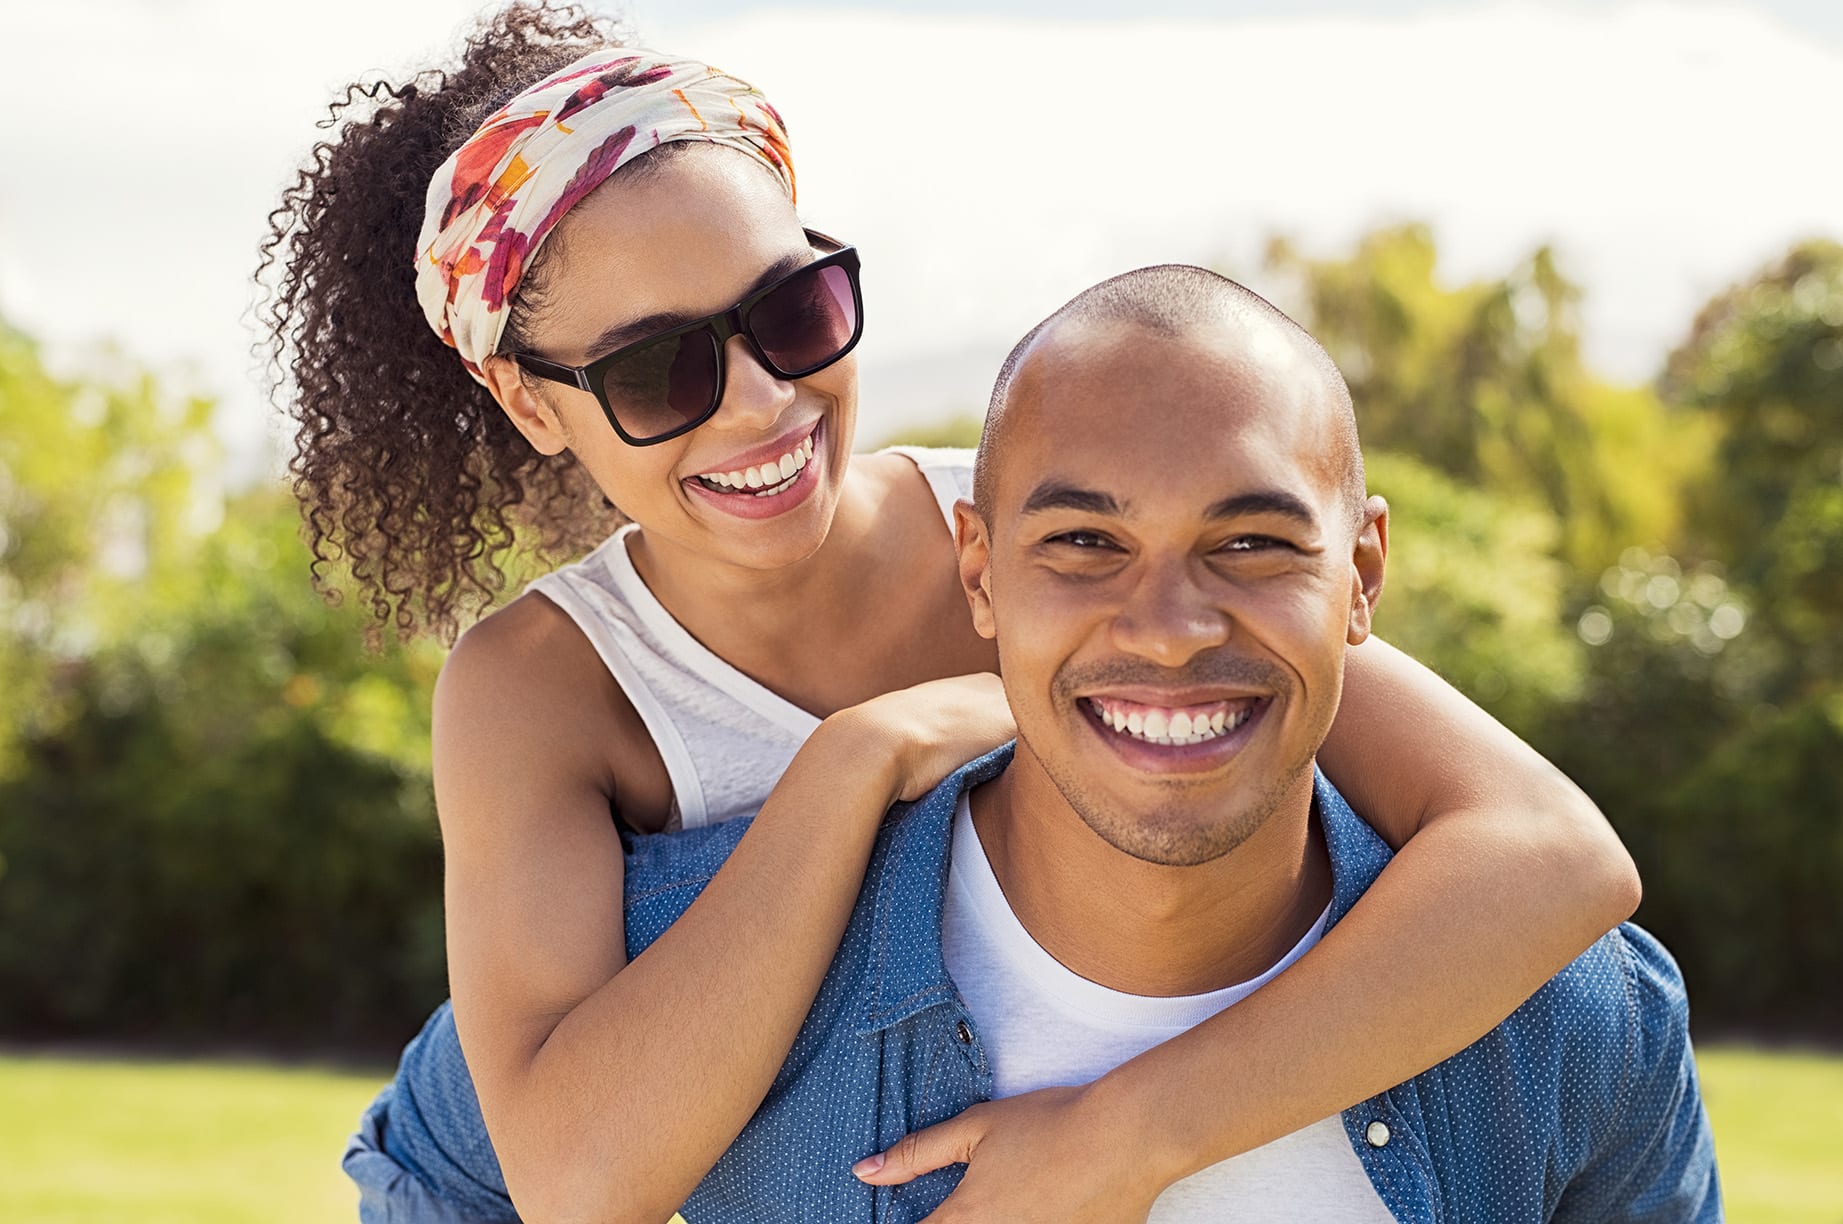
[480, 354, 571, 456]
[953, 499, 997, 640]
[1347, 494, 1389, 646]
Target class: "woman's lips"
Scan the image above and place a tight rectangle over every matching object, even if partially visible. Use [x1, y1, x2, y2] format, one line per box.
[686, 420, 821, 485]
[682, 420, 826, 521]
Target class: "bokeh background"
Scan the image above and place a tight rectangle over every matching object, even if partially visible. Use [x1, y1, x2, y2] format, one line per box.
[1, 0, 1839, 1219]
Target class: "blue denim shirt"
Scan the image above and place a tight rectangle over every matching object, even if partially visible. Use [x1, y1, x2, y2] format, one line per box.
[346, 745, 1720, 1222]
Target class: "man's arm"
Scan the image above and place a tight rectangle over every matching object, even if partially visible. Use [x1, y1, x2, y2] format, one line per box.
[1554, 925, 1721, 1223]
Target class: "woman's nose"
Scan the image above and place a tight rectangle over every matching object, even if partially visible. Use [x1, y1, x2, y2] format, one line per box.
[710, 333, 797, 434]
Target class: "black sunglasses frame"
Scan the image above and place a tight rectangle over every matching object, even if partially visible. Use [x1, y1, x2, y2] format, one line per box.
[511, 229, 863, 447]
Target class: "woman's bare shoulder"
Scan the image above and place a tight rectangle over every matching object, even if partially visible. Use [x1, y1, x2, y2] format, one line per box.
[433, 591, 670, 826]
[438, 591, 613, 723]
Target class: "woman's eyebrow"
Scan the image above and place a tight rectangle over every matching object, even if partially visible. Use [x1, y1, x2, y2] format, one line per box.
[583, 251, 811, 359]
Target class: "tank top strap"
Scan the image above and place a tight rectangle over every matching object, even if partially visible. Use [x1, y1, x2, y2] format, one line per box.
[881, 446, 976, 532]
[524, 447, 974, 831]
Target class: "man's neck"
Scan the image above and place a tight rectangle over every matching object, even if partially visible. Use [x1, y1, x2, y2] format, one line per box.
[968, 746, 1333, 998]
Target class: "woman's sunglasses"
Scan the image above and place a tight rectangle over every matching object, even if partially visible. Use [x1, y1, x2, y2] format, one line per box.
[512, 230, 863, 447]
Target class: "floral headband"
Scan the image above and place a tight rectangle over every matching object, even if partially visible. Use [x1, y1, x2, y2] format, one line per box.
[413, 48, 795, 382]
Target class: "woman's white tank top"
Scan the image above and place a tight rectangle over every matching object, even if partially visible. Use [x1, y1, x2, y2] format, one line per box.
[524, 447, 975, 831]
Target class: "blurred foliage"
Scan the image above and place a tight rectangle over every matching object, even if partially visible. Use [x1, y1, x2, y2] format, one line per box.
[2, 228, 1840, 1050]
[1266, 226, 1715, 577]
[1363, 452, 1584, 730]
[1663, 238, 1843, 699]
[875, 413, 987, 451]
[0, 322, 447, 1050]
[0, 324, 219, 777]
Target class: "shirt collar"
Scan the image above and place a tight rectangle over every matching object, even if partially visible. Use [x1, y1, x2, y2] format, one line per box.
[854, 744, 1394, 1035]
[856, 743, 1015, 1036]
[1311, 766, 1396, 931]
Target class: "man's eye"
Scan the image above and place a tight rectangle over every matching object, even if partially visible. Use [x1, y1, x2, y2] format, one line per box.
[1047, 531, 1116, 550]
[1222, 535, 1289, 552]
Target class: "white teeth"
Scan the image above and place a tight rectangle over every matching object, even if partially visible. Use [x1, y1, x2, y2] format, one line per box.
[698, 430, 816, 493]
[1090, 699, 1259, 747]
[754, 472, 798, 497]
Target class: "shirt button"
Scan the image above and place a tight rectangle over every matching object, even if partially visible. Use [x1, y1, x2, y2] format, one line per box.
[1365, 1121, 1391, 1148]
[955, 1020, 974, 1045]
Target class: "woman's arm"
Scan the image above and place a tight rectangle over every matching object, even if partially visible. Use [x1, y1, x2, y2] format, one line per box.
[441, 596, 1010, 1224]
[858, 635, 1638, 1220]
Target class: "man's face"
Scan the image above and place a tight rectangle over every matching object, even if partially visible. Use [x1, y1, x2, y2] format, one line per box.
[959, 319, 1385, 866]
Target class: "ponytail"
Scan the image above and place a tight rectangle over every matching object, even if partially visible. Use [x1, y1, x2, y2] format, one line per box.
[256, 2, 624, 642]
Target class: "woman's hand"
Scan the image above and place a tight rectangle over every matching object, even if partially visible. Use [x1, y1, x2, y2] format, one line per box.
[853, 1085, 1166, 1223]
[828, 673, 1015, 804]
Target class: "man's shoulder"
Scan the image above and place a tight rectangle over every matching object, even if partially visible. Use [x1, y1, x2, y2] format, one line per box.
[1508, 921, 1690, 1082]
[1418, 921, 1694, 1163]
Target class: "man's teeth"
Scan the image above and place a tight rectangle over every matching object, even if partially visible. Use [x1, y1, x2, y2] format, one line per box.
[1086, 698, 1255, 746]
[697, 434, 815, 495]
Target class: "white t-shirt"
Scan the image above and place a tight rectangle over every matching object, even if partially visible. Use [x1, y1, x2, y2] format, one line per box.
[941, 797, 1396, 1222]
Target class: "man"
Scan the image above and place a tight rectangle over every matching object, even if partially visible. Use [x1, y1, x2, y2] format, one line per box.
[366, 266, 1719, 1222]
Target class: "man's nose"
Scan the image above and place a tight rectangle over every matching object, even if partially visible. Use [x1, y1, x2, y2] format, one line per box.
[710, 332, 797, 434]
[1108, 559, 1233, 668]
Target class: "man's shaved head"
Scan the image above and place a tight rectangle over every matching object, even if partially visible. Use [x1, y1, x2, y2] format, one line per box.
[973, 265, 1364, 527]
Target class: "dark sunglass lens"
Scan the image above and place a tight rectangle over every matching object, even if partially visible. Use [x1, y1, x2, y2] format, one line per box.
[751, 264, 858, 374]
[600, 331, 719, 440]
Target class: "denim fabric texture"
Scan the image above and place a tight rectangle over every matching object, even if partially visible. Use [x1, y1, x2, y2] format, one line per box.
[345, 744, 1720, 1222]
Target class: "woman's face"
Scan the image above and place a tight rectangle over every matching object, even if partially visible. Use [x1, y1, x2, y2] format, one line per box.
[501, 147, 860, 573]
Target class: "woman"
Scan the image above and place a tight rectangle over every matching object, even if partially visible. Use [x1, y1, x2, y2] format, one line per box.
[261, 5, 1638, 1220]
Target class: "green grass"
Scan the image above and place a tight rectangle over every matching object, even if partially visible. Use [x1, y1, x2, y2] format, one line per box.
[0, 1051, 385, 1224]
[1699, 1046, 1843, 1223]
[1, 1045, 1838, 1222]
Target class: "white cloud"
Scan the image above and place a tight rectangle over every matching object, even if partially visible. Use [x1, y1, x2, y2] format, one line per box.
[1, 0, 1836, 471]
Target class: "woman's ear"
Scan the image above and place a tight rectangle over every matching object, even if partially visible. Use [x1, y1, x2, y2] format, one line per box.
[481, 354, 571, 456]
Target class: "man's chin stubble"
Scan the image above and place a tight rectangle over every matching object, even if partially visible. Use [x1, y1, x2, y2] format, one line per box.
[1045, 755, 1315, 868]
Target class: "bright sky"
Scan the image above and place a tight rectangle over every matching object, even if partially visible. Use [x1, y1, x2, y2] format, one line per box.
[1, 0, 1837, 480]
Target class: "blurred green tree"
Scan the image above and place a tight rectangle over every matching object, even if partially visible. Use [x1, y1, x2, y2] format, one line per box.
[0, 321, 448, 1050]
[1662, 239, 1843, 698]
[1363, 452, 1582, 730]
[1265, 226, 1711, 578]
[0, 321, 218, 775]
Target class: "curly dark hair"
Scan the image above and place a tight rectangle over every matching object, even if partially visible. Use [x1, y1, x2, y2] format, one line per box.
[256, 2, 632, 643]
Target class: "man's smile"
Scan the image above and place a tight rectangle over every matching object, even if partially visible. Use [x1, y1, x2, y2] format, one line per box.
[1076, 691, 1273, 774]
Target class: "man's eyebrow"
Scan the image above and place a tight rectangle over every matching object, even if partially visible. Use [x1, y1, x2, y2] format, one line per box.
[1205, 490, 1321, 527]
[582, 251, 811, 360]
[1017, 484, 1322, 527]
[1019, 482, 1125, 517]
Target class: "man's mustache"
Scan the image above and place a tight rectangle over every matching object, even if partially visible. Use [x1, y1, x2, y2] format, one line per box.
[1052, 653, 1292, 702]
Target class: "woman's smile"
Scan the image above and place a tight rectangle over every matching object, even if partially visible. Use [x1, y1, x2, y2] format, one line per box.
[683, 419, 826, 520]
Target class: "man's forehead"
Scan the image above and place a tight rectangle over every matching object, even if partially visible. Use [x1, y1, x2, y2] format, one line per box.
[1003, 324, 1334, 463]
